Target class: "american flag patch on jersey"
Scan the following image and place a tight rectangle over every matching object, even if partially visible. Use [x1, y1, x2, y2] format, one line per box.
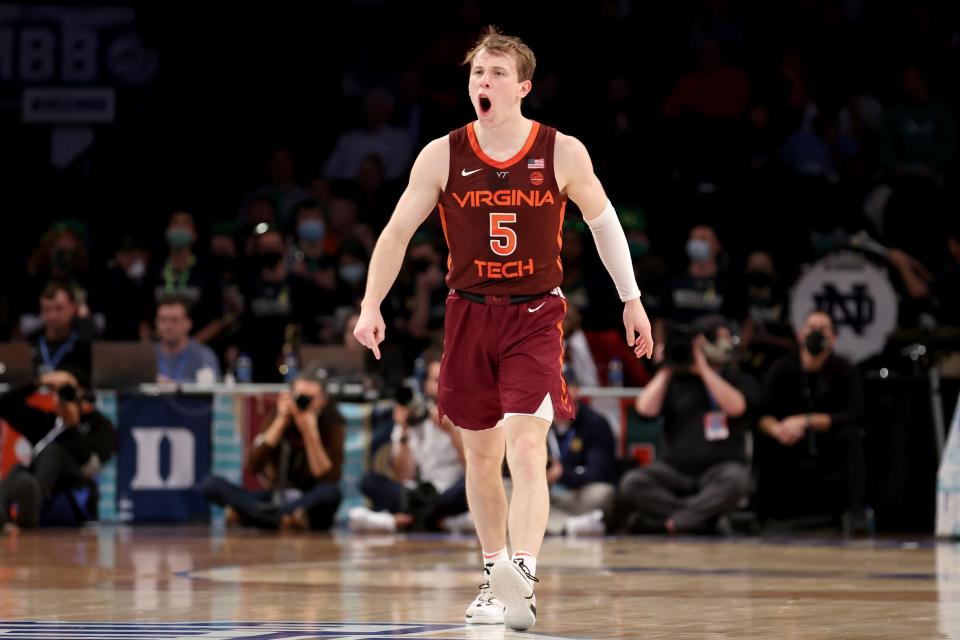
[527, 158, 545, 169]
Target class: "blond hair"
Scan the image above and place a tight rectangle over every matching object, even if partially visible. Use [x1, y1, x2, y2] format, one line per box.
[463, 25, 536, 82]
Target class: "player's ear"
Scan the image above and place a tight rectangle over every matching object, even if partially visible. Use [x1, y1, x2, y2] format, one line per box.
[519, 79, 532, 98]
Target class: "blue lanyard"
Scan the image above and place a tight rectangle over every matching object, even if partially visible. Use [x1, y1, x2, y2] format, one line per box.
[39, 332, 79, 370]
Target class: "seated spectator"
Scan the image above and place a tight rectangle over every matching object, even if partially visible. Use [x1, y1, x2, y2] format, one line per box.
[352, 352, 467, 532]
[239, 148, 310, 229]
[290, 199, 337, 275]
[28, 282, 95, 377]
[334, 239, 370, 310]
[153, 296, 221, 384]
[662, 40, 749, 121]
[780, 105, 837, 179]
[661, 40, 750, 184]
[545, 374, 617, 535]
[738, 250, 796, 376]
[97, 233, 152, 341]
[323, 89, 413, 182]
[878, 66, 956, 260]
[290, 200, 339, 344]
[237, 225, 309, 382]
[0, 368, 117, 530]
[619, 316, 756, 534]
[206, 222, 244, 365]
[200, 369, 344, 531]
[890, 221, 960, 328]
[346, 153, 401, 231]
[144, 211, 223, 345]
[755, 310, 869, 531]
[880, 66, 955, 182]
[654, 224, 742, 361]
[19, 221, 92, 339]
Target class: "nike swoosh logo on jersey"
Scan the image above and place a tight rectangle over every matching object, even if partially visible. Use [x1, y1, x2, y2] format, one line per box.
[528, 302, 547, 313]
[461, 168, 483, 176]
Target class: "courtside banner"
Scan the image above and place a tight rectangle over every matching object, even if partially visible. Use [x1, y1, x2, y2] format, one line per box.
[115, 393, 212, 522]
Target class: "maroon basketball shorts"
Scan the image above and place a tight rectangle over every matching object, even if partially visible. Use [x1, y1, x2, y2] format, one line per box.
[437, 291, 575, 431]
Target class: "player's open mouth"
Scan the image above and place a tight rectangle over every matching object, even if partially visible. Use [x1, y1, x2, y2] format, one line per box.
[479, 95, 491, 114]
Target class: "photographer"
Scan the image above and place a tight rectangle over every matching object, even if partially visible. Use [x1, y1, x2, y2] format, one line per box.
[200, 368, 344, 530]
[755, 310, 867, 530]
[351, 352, 468, 533]
[618, 316, 757, 534]
[0, 369, 116, 530]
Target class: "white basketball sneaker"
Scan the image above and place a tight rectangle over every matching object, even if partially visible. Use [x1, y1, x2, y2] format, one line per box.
[565, 509, 606, 536]
[347, 506, 396, 533]
[464, 578, 505, 624]
[489, 558, 539, 631]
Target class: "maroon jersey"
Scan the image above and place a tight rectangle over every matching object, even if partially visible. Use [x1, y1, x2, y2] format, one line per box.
[438, 121, 566, 295]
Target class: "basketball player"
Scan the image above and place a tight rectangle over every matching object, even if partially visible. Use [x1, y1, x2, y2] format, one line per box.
[353, 26, 653, 631]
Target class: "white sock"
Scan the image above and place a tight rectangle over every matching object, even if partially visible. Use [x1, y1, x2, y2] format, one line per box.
[512, 550, 537, 577]
[482, 548, 508, 578]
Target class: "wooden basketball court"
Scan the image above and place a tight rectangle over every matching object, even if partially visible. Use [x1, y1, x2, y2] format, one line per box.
[2, 526, 958, 639]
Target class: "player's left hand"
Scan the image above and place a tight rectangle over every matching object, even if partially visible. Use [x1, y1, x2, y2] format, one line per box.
[624, 298, 653, 359]
[353, 304, 386, 360]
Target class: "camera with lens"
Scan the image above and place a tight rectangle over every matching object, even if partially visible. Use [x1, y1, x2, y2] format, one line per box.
[57, 384, 79, 403]
[663, 323, 696, 369]
[393, 382, 430, 425]
[56, 383, 95, 406]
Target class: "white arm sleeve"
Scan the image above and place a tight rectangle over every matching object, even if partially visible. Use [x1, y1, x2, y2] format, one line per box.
[584, 200, 641, 301]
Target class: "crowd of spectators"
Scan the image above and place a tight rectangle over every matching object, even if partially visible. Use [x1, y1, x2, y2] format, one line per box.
[1, 0, 958, 534]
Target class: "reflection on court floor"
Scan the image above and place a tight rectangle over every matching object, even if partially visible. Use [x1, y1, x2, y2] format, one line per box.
[2, 527, 960, 639]
[0, 621, 575, 639]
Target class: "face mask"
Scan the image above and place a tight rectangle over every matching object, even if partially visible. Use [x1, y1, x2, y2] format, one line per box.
[686, 239, 712, 263]
[339, 263, 367, 284]
[805, 329, 828, 356]
[52, 248, 76, 270]
[126, 259, 145, 280]
[260, 252, 284, 270]
[298, 219, 326, 243]
[166, 227, 194, 249]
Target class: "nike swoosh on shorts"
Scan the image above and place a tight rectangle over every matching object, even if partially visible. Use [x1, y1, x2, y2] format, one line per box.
[528, 302, 547, 313]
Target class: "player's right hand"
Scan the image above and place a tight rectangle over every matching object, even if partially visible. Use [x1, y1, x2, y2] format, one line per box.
[353, 306, 386, 360]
